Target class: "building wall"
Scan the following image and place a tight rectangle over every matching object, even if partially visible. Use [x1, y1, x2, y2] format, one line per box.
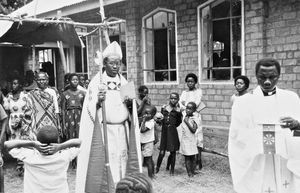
[244, 0, 300, 94]
[68, 0, 300, 133]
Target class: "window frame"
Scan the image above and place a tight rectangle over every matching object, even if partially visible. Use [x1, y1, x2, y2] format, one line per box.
[142, 7, 179, 85]
[197, 0, 245, 85]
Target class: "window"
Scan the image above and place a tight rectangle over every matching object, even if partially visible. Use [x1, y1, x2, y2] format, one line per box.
[199, 0, 243, 81]
[75, 37, 88, 79]
[38, 49, 56, 86]
[143, 8, 177, 83]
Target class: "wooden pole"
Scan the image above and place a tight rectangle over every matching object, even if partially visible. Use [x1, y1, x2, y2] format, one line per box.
[98, 0, 112, 192]
[57, 41, 67, 72]
[0, 16, 126, 28]
[32, 45, 36, 71]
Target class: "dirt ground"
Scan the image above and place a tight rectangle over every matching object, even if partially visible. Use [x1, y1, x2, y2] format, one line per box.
[3, 151, 234, 193]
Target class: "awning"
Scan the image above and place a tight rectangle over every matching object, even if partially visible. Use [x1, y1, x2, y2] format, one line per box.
[0, 18, 81, 46]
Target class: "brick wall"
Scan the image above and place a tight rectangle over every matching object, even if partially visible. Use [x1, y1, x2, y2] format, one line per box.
[244, 0, 300, 95]
[68, 0, 300, 132]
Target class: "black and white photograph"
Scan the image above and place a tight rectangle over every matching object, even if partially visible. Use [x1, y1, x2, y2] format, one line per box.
[0, 0, 300, 192]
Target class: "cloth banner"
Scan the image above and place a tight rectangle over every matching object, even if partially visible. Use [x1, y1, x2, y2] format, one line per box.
[0, 20, 13, 38]
[262, 124, 276, 154]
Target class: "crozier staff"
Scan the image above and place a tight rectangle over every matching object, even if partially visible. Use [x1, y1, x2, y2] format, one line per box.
[75, 41, 141, 193]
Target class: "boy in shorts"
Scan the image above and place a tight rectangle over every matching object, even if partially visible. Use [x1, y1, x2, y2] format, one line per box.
[140, 105, 156, 179]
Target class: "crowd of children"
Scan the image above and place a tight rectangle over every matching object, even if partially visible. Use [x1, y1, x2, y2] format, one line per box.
[137, 72, 205, 178]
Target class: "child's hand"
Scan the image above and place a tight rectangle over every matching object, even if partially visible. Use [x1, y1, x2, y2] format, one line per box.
[34, 141, 48, 154]
[142, 114, 147, 121]
[161, 105, 167, 112]
[46, 143, 61, 155]
[184, 117, 189, 123]
[142, 96, 151, 104]
[123, 96, 132, 106]
[97, 90, 106, 103]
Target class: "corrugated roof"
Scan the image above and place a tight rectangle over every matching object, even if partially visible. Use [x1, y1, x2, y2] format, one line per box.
[10, 0, 89, 17]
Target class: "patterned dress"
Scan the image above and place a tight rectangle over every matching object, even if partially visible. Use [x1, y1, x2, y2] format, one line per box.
[3, 91, 35, 140]
[28, 88, 59, 134]
[61, 89, 85, 139]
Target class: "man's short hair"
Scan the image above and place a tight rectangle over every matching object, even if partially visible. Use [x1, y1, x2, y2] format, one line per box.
[116, 173, 153, 193]
[36, 125, 59, 144]
[255, 58, 281, 75]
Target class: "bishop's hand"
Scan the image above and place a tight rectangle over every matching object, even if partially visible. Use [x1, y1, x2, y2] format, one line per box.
[280, 116, 300, 130]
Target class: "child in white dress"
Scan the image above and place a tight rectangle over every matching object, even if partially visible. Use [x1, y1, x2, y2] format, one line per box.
[177, 102, 201, 177]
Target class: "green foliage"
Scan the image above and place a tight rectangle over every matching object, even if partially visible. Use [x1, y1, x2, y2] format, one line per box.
[0, 0, 33, 14]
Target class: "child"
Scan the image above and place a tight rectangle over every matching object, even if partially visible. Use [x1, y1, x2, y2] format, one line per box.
[156, 92, 182, 175]
[153, 112, 164, 148]
[140, 105, 156, 179]
[177, 102, 200, 177]
[179, 73, 205, 170]
[137, 85, 151, 123]
[4, 125, 81, 193]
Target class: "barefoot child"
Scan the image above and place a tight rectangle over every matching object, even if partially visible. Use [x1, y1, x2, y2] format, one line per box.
[156, 93, 182, 175]
[4, 125, 81, 193]
[140, 105, 157, 179]
[177, 102, 200, 177]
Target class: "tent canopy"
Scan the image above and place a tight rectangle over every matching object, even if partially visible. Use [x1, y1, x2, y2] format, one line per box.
[0, 17, 81, 46]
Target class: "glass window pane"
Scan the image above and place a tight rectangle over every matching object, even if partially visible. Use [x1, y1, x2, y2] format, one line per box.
[154, 29, 168, 70]
[212, 0, 230, 19]
[169, 26, 176, 69]
[213, 69, 230, 80]
[154, 11, 168, 28]
[232, 17, 241, 67]
[145, 30, 154, 70]
[231, 0, 241, 16]
[146, 17, 152, 28]
[155, 71, 168, 81]
[170, 71, 176, 81]
[233, 68, 241, 79]
[168, 13, 175, 26]
[201, 6, 212, 80]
